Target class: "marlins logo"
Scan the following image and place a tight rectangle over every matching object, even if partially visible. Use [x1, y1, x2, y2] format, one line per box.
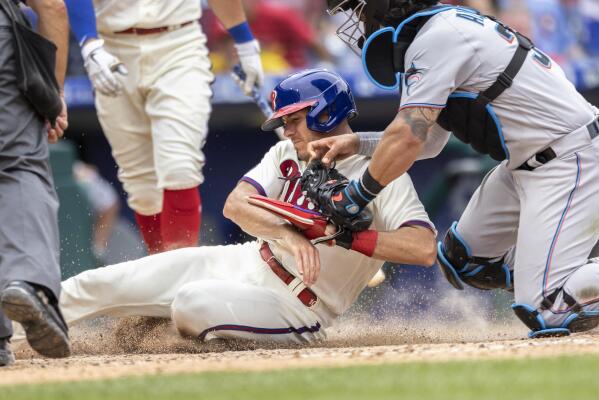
[404, 63, 427, 95]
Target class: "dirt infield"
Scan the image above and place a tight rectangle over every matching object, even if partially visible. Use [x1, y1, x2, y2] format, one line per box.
[3, 316, 599, 386]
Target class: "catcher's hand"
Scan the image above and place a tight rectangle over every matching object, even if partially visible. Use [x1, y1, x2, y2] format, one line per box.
[299, 160, 372, 232]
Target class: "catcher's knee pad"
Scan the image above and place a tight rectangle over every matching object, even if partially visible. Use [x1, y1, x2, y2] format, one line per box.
[512, 303, 599, 339]
[437, 222, 513, 291]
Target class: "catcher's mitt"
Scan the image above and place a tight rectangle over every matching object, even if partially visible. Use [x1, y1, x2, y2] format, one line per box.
[300, 160, 372, 232]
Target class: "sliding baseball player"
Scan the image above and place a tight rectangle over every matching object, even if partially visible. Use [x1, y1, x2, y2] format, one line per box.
[58, 70, 436, 344]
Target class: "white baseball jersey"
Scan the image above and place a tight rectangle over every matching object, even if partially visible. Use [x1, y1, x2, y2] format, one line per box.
[242, 140, 434, 315]
[58, 141, 433, 344]
[401, 7, 598, 168]
[93, 0, 201, 34]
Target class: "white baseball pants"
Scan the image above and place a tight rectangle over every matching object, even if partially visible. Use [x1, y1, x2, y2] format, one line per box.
[96, 23, 213, 215]
[60, 242, 332, 344]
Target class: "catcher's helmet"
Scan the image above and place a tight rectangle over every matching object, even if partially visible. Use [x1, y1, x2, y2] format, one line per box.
[261, 69, 357, 134]
[327, 0, 438, 55]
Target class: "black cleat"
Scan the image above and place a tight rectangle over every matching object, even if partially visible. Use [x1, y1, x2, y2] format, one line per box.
[0, 281, 70, 358]
[0, 337, 15, 367]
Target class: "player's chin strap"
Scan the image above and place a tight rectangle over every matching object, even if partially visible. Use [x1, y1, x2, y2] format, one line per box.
[512, 288, 599, 339]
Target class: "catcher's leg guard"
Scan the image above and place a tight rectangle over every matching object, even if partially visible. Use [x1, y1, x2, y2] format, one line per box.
[512, 292, 599, 339]
[437, 222, 513, 291]
[566, 311, 599, 332]
[511, 303, 571, 338]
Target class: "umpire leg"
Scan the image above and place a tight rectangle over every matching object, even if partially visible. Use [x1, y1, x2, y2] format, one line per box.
[0, 8, 69, 358]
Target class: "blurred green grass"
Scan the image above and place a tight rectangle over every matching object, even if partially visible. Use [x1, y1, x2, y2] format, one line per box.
[2, 354, 598, 400]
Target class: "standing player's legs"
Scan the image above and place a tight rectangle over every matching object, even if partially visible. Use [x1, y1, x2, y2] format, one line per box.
[144, 25, 213, 250]
[171, 280, 326, 344]
[512, 139, 599, 336]
[60, 242, 265, 325]
[96, 35, 164, 254]
[437, 163, 520, 291]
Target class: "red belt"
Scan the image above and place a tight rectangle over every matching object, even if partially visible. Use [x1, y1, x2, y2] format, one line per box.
[259, 242, 318, 308]
[114, 20, 196, 35]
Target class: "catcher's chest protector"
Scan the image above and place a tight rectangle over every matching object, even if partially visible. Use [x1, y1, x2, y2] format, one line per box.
[362, 6, 534, 161]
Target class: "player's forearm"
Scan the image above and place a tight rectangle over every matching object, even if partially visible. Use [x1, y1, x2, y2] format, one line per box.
[28, 0, 69, 89]
[367, 116, 424, 186]
[207, 0, 246, 29]
[367, 107, 440, 186]
[371, 226, 437, 266]
[223, 184, 298, 242]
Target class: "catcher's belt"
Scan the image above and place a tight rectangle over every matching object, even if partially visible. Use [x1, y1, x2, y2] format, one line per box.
[259, 242, 319, 309]
[517, 115, 599, 171]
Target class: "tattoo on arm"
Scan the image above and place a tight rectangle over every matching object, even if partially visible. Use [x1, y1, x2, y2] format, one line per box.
[399, 107, 441, 142]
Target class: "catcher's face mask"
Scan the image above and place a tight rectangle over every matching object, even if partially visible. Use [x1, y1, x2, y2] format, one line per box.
[327, 0, 367, 56]
[327, 0, 391, 56]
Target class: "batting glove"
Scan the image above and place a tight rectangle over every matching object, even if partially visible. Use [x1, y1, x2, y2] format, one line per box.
[81, 39, 128, 97]
[233, 39, 264, 96]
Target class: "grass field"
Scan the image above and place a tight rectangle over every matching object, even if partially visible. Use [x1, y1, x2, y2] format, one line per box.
[2, 354, 598, 400]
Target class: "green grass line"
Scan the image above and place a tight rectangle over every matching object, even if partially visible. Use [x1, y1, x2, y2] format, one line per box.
[2, 354, 598, 400]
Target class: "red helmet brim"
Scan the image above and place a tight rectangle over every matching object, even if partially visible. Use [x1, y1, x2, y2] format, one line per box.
[261, 100, 317, 131]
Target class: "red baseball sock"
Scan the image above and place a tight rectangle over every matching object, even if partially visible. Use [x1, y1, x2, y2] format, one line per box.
[134, 212, 163, 254]
[161, 187, 201, 250]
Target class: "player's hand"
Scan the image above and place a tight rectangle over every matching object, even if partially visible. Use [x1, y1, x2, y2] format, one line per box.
[280, 229, 321, 287]
[47, 95, 68, 144]
[307, 133, 360, 166]
[81, 39, 128, 97]
[233, 39, 264, 96]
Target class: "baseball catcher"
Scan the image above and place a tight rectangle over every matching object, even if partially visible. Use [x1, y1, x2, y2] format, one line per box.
[308, 0, 599, 338]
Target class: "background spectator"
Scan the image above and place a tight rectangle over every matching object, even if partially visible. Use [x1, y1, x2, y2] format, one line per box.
[204, 0, 333, 73]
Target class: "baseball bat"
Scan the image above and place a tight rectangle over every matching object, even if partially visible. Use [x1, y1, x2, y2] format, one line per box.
[232, 65, 286, 141]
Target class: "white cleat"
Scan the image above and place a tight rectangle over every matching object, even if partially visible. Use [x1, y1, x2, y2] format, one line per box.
[367, 268, 386, 288]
